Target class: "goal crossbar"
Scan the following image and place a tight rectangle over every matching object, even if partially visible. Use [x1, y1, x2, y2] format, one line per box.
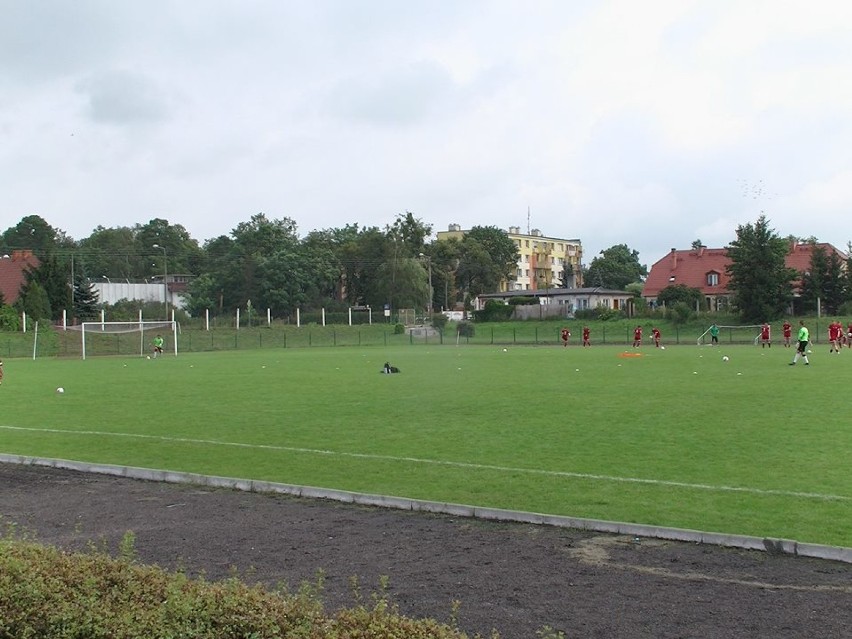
[75, 321, 178, 359]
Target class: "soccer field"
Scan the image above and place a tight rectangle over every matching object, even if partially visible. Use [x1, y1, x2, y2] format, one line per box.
[1, 344, 849, 548]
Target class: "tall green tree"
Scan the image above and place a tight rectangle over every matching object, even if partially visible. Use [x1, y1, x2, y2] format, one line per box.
[455, 226, 519, 302]
[584, 244, 647, 289]
[15, 280, 51, 321]
[1, 215, 61, 254]
[20, 254, 70, 320]
[386, 211, 432, 256]
[426, 237, 461, 310]
[256, 244, 340, 314]
[72, 268, 100, 320]
[78, 226, 145, 279]
[726, 215, 796, 323]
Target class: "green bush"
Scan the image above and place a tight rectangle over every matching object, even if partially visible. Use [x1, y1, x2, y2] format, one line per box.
[393, 323, 405, 334]
[573, 307, 623, 321]
[456, 321, 475, 337]
[431, 313, 448, 330]
[507, 296, 538, 306]
[472, 300, 514, 322]
[0, 535, 475, 639]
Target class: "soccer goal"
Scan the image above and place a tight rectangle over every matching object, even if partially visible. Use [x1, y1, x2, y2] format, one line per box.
[696, 325, 763, 346]
[74, 321, 178, 360]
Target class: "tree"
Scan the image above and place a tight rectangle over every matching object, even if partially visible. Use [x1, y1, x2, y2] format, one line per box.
[256, 244, 340, 314]
[426, 237, 461, 310]
[799, 243, 846, 315]
[584, 244, 647, 289]
[15, 280, 51, 321]
[455, 226, 519, 302]
[374, 257, 430, 311]
[1, 215, 61, 254]
[386, 211, 432, 256]
[72, 268, 100, 321]
[20, 254, 70, 320]
[78, 226, 145, 280]
[726, 215, 796, 323]
[657, 284, 703, 310]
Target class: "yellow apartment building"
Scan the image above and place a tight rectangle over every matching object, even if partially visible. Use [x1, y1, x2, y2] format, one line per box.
[436, 224, 583, 292]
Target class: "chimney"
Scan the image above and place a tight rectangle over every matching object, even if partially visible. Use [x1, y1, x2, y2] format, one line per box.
[670, 248, 677, 270]
[698, 245, 705, 257]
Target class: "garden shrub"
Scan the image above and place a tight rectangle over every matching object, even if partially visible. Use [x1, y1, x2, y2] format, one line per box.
[456, 321, 475, 337]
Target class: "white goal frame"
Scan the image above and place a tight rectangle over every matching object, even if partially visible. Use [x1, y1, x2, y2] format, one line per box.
[696, 324, 763, 346]
[77, 321, 178, 360]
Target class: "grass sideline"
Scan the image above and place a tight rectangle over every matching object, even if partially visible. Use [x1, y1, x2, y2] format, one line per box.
[0, 343, 849, 548]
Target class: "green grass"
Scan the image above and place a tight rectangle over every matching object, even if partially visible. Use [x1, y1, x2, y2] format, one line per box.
[1, 342, 850, 547]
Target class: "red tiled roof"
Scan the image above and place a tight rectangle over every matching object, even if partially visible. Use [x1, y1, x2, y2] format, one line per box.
[643, 247, 731, 297]
[642, 243, 847, 298]
[0, 250, 40, 305]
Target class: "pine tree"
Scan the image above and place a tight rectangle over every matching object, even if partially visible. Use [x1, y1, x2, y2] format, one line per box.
[73, 270, 100, 320]
[726, 215, 796, 323]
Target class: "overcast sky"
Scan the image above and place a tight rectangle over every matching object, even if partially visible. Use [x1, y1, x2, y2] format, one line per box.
[2, 0, 851, 267]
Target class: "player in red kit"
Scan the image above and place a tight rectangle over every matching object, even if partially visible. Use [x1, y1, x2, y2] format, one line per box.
[846, 322, 852, 348]
[560, 327, 570, 347]
[652, 327, 661, 347]
[782, 320, 792, 347]
[582, 326, 590, 347]
[828, 320, 842, 353]
[760, 322, 771, 348]
[632, 325, 642, 347]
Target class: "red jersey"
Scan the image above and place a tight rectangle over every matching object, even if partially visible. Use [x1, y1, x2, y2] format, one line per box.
[652, 328, 661, 340]
[633, 327, 642, 340]
[782, 322, 792, 338]
[561, 328, 570, 341]
[761, 324, 770, 340]
[829, 322, 842, 341]
[582, 327, 590, 340]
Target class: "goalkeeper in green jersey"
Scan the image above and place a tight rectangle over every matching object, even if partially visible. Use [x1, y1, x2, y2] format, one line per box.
[152, 335, 164, 358]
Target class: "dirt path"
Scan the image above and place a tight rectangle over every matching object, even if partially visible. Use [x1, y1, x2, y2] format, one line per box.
[1, 463, 850, 638]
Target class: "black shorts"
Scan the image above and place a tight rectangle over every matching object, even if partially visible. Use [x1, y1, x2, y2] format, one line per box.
[797, 340, 808, 354]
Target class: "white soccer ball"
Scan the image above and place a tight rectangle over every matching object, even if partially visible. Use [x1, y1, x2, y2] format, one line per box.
[722, 356, 729, 362]
[502, 348, 507, 352]
[56, 387, 64, 394]
[660, 346, 665, 350]
[146, 355, 151, 359]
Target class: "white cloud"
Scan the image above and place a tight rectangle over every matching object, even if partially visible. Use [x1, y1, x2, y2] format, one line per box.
[1, 0, 852, 263]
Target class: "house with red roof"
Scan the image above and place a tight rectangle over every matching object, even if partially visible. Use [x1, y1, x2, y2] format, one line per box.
[0, 250, 40, 305]
[643, 242, 847, 312]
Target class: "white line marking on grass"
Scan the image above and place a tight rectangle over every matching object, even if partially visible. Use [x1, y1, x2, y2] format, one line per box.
[2, 425, 849, 503]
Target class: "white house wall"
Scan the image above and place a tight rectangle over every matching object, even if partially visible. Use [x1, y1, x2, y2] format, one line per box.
[92, 282, 186, 310]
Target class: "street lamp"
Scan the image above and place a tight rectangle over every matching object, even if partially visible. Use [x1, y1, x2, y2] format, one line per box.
[419, 252, 433, 319]
[152, 244, 168, 319]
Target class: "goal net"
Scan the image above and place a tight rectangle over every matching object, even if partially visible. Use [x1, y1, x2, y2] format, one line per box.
[71, 321, 178, 359]
[696, 325, 763, 346]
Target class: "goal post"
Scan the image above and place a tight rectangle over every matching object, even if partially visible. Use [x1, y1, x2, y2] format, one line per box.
[75, 321, 178, 360]
[697, 325, 763, 346]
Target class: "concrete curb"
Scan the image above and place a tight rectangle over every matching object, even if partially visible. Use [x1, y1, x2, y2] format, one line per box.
[2, 453, 850, 564]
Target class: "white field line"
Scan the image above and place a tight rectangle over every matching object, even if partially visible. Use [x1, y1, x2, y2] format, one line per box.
[1, 425, 849, 503]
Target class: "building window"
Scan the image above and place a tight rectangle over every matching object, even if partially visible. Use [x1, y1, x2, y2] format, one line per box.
[525, 269, 530, 277]
[517, 268, 522, 277]
[707, 272, 719, 286]
[525, 240, 529, 247]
